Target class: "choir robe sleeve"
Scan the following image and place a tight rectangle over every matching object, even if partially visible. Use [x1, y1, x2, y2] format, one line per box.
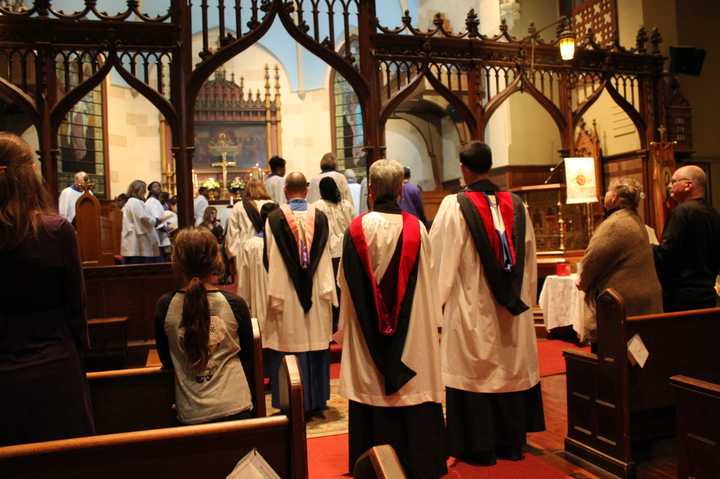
[225, 204, 243, 259]
[317, 237, 338, 308]
[264, 221, 286, 316]
[429, 195, 465, 320]
[523, 206, 538, 308]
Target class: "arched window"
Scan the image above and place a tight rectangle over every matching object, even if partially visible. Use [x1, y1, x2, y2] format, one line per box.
[329, 37, 364, 176]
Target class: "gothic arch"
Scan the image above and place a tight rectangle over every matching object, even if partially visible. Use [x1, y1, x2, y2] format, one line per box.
[483, 71, 567, 143]
[573, 77, 646, 149]
[188, 0, 368, 117]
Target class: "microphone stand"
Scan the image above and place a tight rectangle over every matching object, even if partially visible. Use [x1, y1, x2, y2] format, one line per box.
[543, 157, 566, 184]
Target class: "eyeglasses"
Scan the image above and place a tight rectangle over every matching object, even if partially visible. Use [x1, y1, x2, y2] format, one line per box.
[670, 177, 692, 185]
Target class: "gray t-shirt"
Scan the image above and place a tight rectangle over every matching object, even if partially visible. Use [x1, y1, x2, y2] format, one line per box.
[155, 291, 253, 424]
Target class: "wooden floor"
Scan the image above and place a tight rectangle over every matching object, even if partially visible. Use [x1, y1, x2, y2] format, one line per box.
[528, 375, 676, 479]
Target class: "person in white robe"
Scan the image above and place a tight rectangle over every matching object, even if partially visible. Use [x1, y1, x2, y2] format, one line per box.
[225, 178, 274, 322]
[194, 187, 209, 226]
[359, 176, 369, 214]
[58, 171, 90, 223]
[338, 159, 447, 478]
[312, 176, 355, 329]
[343, 169, 362, 216]
[264, 155, 287, 205]
[264, 171, 337, 415]
[430, 141, 544, 465]
[145, 181, 171, 259]
[121, 179, 160, 263]
[236, 202, 278, 335]
[307, 152, 354, 209]
[312, 176, 355, 261]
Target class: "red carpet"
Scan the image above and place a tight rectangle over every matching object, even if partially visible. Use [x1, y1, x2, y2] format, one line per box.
[537, 339, 589, 377]
[308, 434, 573, 478]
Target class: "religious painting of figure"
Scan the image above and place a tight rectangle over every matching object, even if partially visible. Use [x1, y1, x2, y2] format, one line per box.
[193, 124, 268, 170]
[56, 59, 107, 197]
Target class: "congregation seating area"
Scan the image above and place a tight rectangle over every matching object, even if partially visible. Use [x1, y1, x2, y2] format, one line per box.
[0, 355, 306, 479]
[563, 288, 720, 478]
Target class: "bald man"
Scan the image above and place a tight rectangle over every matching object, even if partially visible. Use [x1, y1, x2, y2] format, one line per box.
[655, 165, 720, 311]
[263, 171, 337, 416]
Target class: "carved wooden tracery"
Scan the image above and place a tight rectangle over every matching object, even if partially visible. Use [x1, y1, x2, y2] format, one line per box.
[0, 0, 666, 228]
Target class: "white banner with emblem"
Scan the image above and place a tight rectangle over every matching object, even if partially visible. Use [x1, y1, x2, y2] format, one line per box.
[564, 157, 599, 204]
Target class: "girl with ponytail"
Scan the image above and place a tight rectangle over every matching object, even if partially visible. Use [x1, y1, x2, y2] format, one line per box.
[154, 227, 254, 424]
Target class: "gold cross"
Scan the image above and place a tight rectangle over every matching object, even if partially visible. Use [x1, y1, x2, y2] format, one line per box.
[211, 153, 236, 192]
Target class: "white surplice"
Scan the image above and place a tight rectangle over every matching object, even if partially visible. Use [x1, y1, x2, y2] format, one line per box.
[225, 199, 273, 259]
[311, 199, 355, 259]
[145, 196, 168, 247]
[338, 212, 444, 407]
[194, 195, 209, 226]
[263, 209, 337, 352]
[237, 235, 269, 329]
[430, 194, 539, 393]
[264, 175, 286, 205]
[121, 197, 160, 257]
[307, 171, 354, 209]
[58, 186, 86, 223]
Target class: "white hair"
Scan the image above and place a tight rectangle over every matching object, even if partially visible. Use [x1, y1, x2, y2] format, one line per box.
[369, 159, 404, 201]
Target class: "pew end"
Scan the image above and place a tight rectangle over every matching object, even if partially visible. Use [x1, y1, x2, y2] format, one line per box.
[249, 317, 266, 418]
[0, 355, 306, 479]
[671, 375, 720, 479]
[564, 288, 720, 478]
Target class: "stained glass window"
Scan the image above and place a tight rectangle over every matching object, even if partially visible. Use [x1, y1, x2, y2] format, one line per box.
[56, 57, 107, 198]
[332, 38, 364, 178]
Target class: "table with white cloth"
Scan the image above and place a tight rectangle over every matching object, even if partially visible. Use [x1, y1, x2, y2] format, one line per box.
[538, 274, 593, 342]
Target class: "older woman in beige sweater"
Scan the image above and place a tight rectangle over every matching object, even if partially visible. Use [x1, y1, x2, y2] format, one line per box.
[577, 179, 663, 342]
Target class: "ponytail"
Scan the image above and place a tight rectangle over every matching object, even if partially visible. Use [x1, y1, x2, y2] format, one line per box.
[180, 276, 211, 372]
[173, 227, 224, 373]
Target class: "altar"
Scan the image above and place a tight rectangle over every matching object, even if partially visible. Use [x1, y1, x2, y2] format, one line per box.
[191, 66, 282, 197]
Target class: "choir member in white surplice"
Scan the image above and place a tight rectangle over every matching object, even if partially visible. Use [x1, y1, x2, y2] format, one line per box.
[121, 179, 160, 264]
[58, 171, 90, 223]
[145, 181, 170, 258]
[264, 172, 337, 415]
[264, 155, 287, 205]
[236, 202, 278, 332]
[338, 160, 447, 478]
[430, 142, 544, 465]
[225, 178, 273, 278]
[194, 187, 209, 226]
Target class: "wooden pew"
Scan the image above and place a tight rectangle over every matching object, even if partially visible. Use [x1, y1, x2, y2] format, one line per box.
[88, 317, 267, 435]
[84, 262, 180, 366]
[0, 355, 305, 479]
[353, 445, 407, 479]
[670, 375, 720, 479]
[563, 289, 720, 478]
[85, 317, 128, 371]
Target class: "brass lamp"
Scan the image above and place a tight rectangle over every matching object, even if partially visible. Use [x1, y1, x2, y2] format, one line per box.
[558, 24, 576, 61]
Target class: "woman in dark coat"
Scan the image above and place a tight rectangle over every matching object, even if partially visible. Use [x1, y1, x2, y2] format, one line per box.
[0, 133, 95, 446]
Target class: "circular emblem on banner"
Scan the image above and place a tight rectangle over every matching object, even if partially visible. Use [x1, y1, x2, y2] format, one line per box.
[575, 173, 587, 186]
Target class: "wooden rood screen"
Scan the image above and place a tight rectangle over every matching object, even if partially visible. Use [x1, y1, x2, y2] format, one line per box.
[0, 1, 671, 229]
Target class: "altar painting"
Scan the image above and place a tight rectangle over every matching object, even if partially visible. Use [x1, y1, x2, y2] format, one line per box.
[194, 124, 268, 171]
